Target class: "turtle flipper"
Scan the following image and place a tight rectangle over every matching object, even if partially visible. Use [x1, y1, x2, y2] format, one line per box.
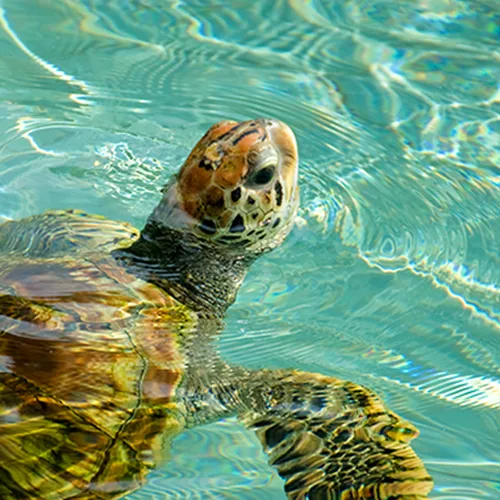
[239, 369, 433, 499]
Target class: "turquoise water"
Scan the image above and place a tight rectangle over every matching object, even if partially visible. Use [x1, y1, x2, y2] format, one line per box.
[0, 0, 499, 498]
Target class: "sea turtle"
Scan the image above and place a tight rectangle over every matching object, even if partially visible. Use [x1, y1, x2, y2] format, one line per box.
[0, 119, 433, 499]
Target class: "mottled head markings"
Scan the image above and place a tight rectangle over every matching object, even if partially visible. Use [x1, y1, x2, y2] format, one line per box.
[159, 118, 299, 253]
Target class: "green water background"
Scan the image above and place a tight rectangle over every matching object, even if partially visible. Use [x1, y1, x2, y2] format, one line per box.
[0, 0, 499, 498]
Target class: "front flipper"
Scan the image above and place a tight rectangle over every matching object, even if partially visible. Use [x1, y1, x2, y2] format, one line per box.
[239, 369, 433, 499]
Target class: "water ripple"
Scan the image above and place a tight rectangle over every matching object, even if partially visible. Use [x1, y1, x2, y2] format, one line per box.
[0, 0, 499, 498]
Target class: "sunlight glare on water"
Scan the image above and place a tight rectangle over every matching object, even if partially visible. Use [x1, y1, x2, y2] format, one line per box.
[0, 0, 499, 498]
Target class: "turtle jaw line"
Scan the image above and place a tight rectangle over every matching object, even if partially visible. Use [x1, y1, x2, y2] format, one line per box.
[193, 208, 293, 253]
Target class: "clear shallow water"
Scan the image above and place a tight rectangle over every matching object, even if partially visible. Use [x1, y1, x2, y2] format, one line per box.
[0, 0, 499, 498]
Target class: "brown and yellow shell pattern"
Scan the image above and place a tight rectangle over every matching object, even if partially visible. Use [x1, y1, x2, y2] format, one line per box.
[0, 213, 196, 498]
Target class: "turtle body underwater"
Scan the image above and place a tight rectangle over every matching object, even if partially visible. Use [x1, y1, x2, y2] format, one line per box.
[0, 119, 433, 499]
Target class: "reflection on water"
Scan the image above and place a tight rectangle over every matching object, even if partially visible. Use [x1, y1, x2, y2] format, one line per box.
[0, 0, 499, 498]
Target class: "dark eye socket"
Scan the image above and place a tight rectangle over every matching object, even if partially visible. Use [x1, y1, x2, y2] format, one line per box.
[250, 165, 276, 185]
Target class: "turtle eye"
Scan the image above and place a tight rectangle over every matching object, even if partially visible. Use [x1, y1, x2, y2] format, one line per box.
[249, 164, 276, 186]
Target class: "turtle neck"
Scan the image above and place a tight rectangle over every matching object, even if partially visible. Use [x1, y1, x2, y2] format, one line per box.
[113, 219, 259, 319]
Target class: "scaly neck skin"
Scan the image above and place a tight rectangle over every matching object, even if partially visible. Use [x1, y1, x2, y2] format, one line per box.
[114, 219, 259, 320]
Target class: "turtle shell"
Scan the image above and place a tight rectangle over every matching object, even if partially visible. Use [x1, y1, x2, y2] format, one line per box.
[0, 211, 195, 498]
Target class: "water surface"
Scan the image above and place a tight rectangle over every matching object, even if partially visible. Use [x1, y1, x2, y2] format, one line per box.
[0, 0, 499, 498]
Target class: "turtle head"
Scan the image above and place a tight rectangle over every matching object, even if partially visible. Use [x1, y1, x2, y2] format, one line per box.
[154, 118, 299, 254]
[131, 119, 299, 314]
